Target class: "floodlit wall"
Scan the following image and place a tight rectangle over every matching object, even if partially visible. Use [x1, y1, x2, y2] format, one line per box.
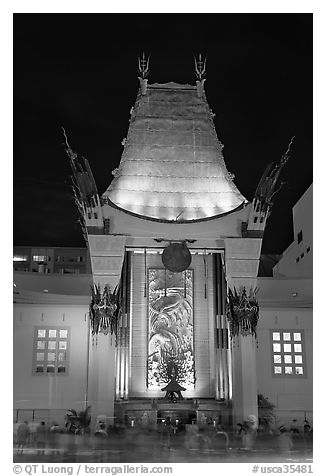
[256, 307, 313, 426]
[13, 304, 89, 422]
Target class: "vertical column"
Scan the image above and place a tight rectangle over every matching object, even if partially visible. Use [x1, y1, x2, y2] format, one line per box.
[215, 254, 231, 401]
[115, 252, 130, 400]
[224, 238, 262, 425]
[87, 235, 126, 426]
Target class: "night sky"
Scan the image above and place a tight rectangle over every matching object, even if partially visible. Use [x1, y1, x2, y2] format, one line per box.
[13, 13, 312, 253]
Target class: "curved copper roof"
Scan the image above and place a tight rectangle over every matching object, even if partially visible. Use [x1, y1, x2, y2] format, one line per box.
[103, 81, 246, 221]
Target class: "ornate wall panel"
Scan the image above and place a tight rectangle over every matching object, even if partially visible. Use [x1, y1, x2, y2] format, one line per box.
[147, 269, 195, 390]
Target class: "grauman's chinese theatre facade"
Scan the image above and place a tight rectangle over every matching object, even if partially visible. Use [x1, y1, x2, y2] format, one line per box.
[67, 56, 290, 425]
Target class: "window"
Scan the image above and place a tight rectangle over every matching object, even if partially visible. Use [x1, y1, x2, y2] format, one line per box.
[59, 268, 80, 274]
[33, 326, 70, 375]
[33, 255, 51, 262]
[271, 330, 305, 377]
[297, 231, 303, 244]
[13, 255, 29, 262]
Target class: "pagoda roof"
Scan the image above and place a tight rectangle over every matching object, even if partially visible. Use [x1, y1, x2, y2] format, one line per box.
[103, 81, 246, 222]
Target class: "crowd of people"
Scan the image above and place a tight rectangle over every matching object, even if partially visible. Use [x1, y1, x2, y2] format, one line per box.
[14, 416, 313, 459]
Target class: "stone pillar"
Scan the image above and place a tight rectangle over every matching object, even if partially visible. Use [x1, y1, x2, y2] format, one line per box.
[86, 234, 126, 427]
[224, 237, 262, 426]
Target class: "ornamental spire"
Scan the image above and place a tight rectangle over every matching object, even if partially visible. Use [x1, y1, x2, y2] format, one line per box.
[138, 52, 150, 79]
[194, 53, 207, 81]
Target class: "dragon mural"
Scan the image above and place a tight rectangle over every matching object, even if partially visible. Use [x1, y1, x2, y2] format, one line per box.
[147, 269, 195, 389]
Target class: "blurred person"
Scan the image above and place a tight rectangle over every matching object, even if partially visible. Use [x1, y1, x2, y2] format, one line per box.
[304, 420, 312, 434]
[277, 426, 293, 453]
[211, 424, 229, 450]
[184, 424, 201, 451]
[94, 420, 108, 438]
[48, 422, 61, 455]
[16, 421, 30, 455]
[36, 421, 48, 455]
[290, 419, 300, 434]
[162, 416, 173, 449]
[242, 416, 257, 451]
[303, 421, 313, 454]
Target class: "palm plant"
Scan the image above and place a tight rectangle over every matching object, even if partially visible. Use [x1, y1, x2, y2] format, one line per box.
[65, 406, 91, 434]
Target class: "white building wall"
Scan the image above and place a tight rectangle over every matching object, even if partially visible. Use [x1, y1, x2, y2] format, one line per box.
[273, 185, 312, 278]
[256, 307, 313, 426]
[13, 304, 89, 423]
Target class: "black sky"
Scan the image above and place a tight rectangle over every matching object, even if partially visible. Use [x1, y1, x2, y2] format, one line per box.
[13, 13, 312, 253]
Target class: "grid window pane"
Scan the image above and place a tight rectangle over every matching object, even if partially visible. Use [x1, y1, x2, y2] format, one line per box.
[34, 327, 69, 375]
[272, 330, 304, 378]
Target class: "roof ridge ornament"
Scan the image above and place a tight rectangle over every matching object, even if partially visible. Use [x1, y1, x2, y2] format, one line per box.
[194, 53, 207, 97]
[194, 53, 207, 80]
[138, 52, 150, 95]
[254, 136, 295, 215]
[138, 52, 150, 79]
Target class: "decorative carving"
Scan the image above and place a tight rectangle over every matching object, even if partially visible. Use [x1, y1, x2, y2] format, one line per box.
[161, 358, 186, 401]
[253, 136, 295, 215]
[226, 287, 259, 339]
[194, 53, 207, 80]
[138, 52, 150, 79]
[62, 127, 99, 210]
[89, 284, 122, 337]
[147, 269, 195, 389]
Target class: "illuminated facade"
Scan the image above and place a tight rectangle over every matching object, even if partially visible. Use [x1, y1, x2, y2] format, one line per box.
[64, 56, 295, 426]
[14, 57, 312, 429]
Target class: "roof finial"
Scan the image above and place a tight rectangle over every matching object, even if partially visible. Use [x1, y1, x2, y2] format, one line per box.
[138, 52, 150, 79]
[194, 53, 207, 81]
